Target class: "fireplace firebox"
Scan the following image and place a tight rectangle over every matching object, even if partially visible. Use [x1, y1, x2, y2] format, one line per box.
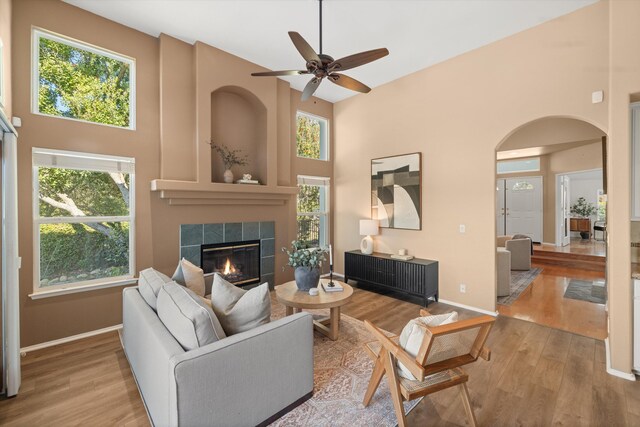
[201, 240, 261, 286]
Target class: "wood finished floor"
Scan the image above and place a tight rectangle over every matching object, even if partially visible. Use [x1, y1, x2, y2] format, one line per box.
[0, 287, 637, 426]
[535, 238, 606, 257]
[497, 264, 607, 340]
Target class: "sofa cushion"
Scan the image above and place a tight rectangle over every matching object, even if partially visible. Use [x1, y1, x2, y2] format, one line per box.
[397, 311, 458, 380]
[157, 283, 226, 351]
[138, 268, 173, 310]
[172, 258, 206, 296]
[210, 274, 271, 335]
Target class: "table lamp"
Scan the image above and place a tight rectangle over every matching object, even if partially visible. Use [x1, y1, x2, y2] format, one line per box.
[360, 219, 379, 255]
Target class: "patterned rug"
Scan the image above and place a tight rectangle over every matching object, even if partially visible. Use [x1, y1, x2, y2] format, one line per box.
[564, 279, 607, 304]
[268, 302, 421, 427]
[497, 267, 543, 306]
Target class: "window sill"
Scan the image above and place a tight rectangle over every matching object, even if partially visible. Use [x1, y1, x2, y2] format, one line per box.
[29, 277, 138, 300]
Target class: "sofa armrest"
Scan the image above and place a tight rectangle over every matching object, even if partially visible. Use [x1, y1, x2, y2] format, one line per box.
[496, 235, 512, 248]
[168, 312, 314, 427]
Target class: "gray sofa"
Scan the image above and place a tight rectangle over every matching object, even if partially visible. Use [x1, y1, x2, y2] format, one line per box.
[122, 273, 314, 427]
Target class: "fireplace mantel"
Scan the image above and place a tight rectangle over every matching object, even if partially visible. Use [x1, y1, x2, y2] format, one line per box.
[151, 179, 297, 206]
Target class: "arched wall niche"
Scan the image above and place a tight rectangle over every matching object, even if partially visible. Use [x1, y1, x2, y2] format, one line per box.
[210, 85, 268, 184]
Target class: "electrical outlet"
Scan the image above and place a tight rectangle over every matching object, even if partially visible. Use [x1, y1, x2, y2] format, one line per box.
[459, 224, 466, 233]
[460, 284, 466, 293]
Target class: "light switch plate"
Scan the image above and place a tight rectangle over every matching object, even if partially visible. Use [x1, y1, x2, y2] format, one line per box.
[592, 90, 604, 104]
[459, 224, 466, 233]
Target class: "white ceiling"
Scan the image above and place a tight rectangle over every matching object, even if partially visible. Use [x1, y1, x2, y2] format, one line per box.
[64, 0, 598, 103]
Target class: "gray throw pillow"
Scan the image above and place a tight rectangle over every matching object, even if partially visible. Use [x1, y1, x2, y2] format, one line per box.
[138, 268, 173, 311]
[157, 283, 226, 351]
[210, 274, 271, 335]
[172, 258, 206, 297]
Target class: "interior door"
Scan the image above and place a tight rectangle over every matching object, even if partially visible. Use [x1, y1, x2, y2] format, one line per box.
[496, 179, 506, 236]
[505, 176, 543, 243]
[560, 175, 571, 246]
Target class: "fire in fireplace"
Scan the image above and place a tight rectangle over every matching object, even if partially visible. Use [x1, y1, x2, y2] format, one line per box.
[201, 240, 261, 286]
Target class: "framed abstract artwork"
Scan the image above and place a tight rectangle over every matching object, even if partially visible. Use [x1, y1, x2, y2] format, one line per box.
[371, 153, 422, 230]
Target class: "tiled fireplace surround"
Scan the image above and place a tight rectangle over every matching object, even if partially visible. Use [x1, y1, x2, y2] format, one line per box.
[179, 221, 276, 288]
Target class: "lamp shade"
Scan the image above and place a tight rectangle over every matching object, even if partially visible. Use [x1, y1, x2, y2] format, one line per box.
[360, 219, 379, 236]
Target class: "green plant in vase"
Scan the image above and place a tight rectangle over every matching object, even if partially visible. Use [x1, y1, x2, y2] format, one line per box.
[282, 240, 328, 290]
[209, 141, 248, 183]
[570, 197, 597, 239]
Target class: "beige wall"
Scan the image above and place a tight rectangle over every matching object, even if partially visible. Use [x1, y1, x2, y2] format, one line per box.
[607, 0, 638, 374]
[498, 141, 603, 243]
[0, 0, 11, 117]
[13, 0, 333, 347]
[333, 0, 638, 375]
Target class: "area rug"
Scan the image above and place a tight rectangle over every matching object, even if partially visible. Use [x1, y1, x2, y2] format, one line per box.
[268, 302, 421, 427]
[564, 279, 607, 304]
[497, 267, 543, 306]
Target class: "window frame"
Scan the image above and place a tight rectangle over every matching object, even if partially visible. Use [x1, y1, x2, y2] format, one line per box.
[296, 175, 330, 248]
[296, 111, 329, 161]
[31, 27, 137, 130]
[32, 148, 136, 296]
[0, 37, 4, 108]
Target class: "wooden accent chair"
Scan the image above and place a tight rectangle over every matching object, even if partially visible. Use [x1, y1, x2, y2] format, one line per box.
[363, 309, 495, 427]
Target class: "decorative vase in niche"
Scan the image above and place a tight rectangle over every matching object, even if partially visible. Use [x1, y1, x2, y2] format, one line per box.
[223, 169, 234, 183]
[294, 266, 320, 291]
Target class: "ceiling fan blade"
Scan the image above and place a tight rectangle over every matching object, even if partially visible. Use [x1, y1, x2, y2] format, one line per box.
[301, 77, 322, 101]
[329, 48, 389, 72]
[328, 74, 371, 94]
[289, 31, 321, 65]
[251, 70, 309, 77]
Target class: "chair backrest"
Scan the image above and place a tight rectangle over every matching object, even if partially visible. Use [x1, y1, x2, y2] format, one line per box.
[415, 315, 495, 376]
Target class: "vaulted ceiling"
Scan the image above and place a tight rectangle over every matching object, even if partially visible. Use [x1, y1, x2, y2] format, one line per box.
[64, 0, 598, 103]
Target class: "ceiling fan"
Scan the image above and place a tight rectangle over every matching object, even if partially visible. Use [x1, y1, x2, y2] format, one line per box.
[251, 0, 389, 101]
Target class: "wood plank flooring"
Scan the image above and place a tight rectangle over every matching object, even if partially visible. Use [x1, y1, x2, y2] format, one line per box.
[0, 287, 637, 426]
[497, 264, 607, 340]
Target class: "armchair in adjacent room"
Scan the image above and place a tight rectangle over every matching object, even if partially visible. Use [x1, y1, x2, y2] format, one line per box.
[496, 235, 532, 271]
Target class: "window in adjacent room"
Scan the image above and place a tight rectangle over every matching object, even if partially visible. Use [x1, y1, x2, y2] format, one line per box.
[297, 176, 330, 248]
[497, 157, 540, 174]
[33, 148, 135, 293]
[32, 28, 136, 129]
[296, 111, 329, 160]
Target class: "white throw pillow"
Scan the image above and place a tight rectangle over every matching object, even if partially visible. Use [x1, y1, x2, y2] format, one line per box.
[397, 311, 459, 380]
[157, 283, 226, 351]
[138, 268, 173, 311]
[172, 258, 205, 297]
[210, 274, 271, 335]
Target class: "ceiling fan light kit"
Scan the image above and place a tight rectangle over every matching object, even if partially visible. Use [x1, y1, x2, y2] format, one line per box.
[251, 0, 389, 101]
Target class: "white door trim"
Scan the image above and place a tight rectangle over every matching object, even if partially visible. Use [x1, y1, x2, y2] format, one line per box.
[555, 168, 604, 246]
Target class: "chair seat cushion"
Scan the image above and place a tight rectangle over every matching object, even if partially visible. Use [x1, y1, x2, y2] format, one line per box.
[210, 274, 271, 335]
[138, 268, 173, 310]
[157, 283, 226, 351]
[397, 312, 458, 380]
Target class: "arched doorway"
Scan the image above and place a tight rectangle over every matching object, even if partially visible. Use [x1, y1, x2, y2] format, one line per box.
[494, 117, 608, 340]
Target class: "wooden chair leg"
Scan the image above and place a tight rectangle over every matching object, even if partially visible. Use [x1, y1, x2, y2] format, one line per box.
[363, 355, 385, 406]
[458, 383, 477, 427]
[382, 349, 407, 427]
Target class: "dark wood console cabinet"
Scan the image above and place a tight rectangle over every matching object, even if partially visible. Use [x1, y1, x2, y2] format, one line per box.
[344, 250, 439, 306]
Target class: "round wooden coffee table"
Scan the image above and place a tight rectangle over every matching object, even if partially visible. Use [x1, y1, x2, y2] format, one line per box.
[276, 279, 353, 341]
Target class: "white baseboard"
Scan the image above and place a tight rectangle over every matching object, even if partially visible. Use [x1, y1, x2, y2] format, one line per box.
[437, 299, 499, 317]
[541, 242, 557, 247]
[604, 338, 637, 381]
[20, 324, 123, 355]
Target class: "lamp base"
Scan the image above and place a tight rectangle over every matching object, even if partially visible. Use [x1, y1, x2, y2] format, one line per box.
[360, 235, 374, 255]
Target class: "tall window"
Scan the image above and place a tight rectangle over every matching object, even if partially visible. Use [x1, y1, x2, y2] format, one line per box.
[296, 111, 328, 160]
[297, 176, 330, 248]
[32, 28, 136, 129]
[33, 148, 135, 293]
